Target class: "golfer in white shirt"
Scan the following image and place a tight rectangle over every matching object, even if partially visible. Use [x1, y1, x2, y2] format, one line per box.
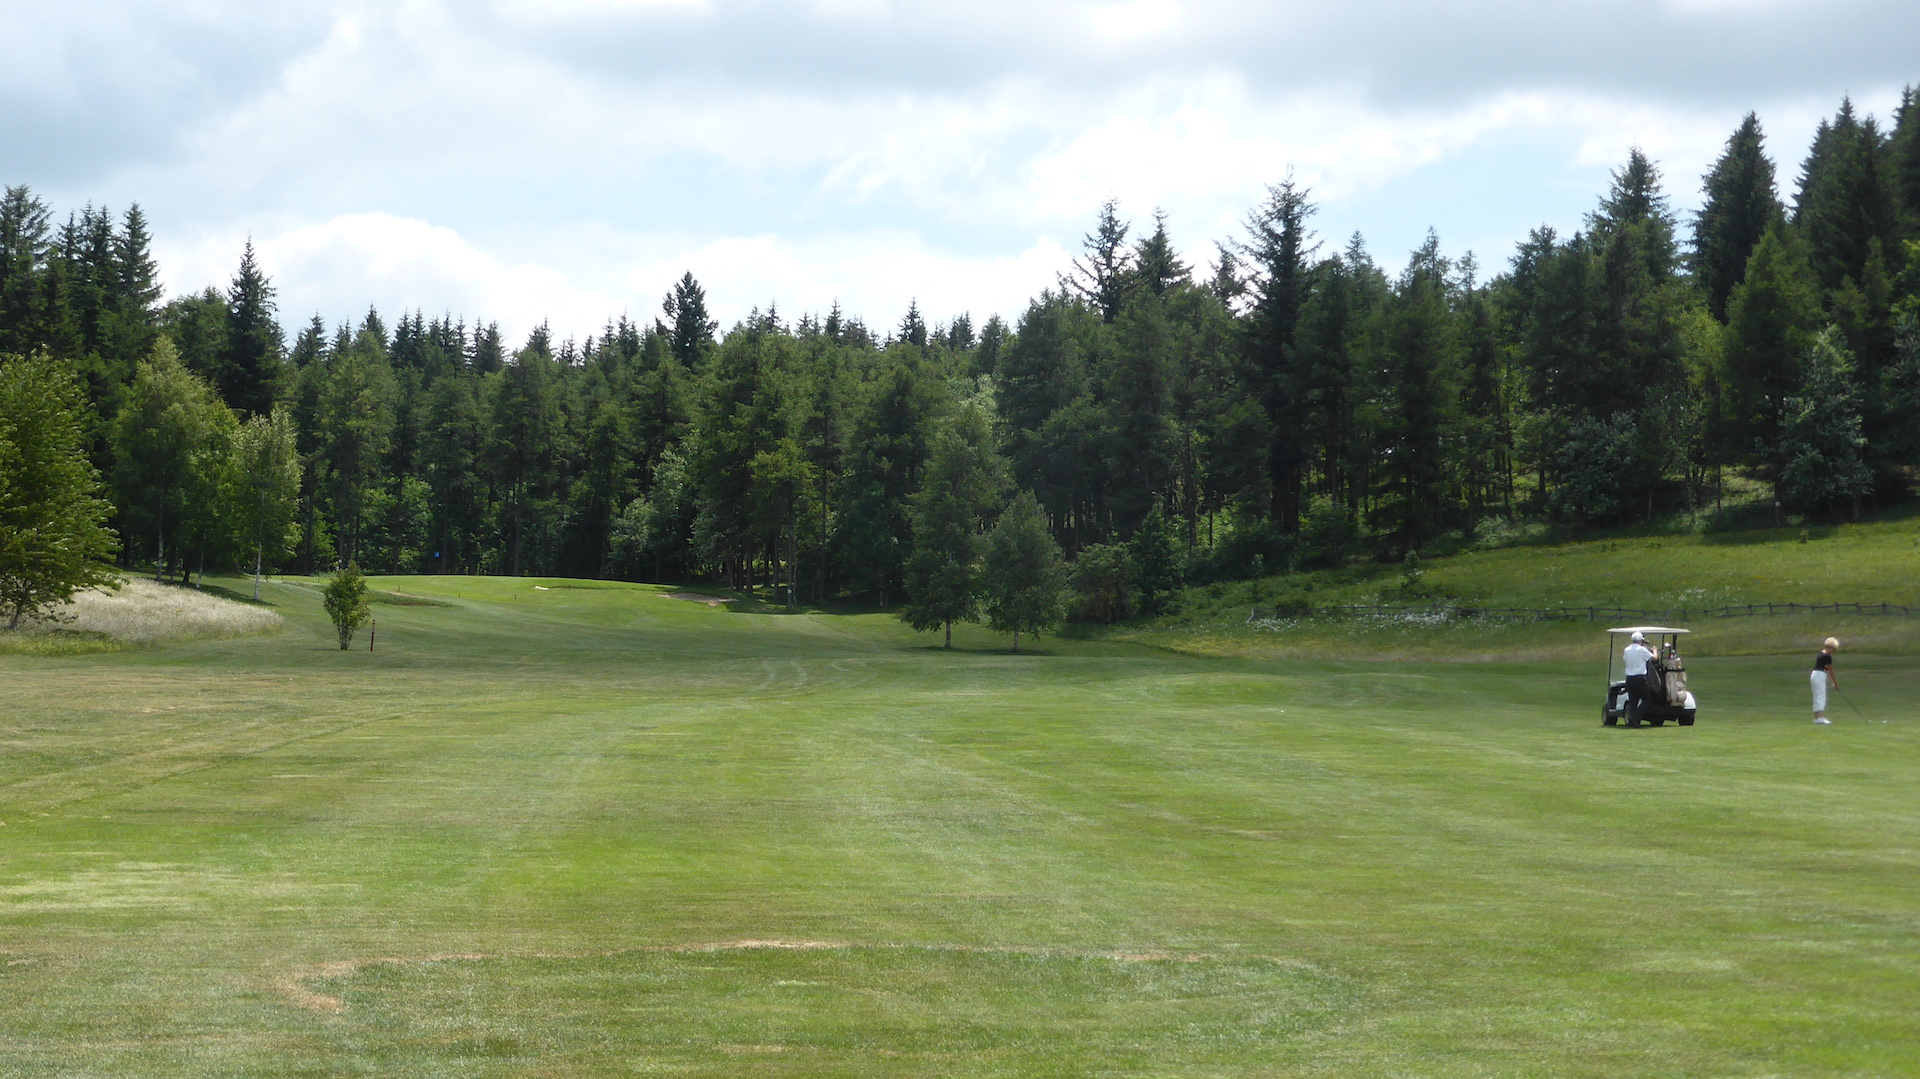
[1622, 631, 1657, 722]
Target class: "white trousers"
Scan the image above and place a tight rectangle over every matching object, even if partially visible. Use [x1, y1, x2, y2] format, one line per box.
[1810, 670, 1829, 713]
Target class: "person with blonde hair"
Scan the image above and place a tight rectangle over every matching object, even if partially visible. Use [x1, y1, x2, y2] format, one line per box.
[1810, 637, 1840, 724]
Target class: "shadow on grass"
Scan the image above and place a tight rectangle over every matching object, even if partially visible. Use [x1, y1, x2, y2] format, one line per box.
[197, 580, 282, 608]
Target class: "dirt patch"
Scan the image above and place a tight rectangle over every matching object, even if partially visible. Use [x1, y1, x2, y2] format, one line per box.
[664, 592, 734, 606]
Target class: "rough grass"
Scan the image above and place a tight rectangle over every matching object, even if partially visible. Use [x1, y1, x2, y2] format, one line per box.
[0, 561, 1915, 1076]
[1, 577, 283, 650]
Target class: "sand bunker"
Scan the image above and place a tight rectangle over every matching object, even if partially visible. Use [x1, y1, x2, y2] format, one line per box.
[664, 592, 733, 606]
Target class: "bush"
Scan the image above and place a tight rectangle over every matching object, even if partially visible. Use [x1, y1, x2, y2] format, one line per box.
[1071, 543, 1134, 623]
[1548, 413, 1643, 525]
[1298, 496, 1361, 570]
[1128, 503, 1184, 616]
[1191, 512, 1291, 583]
[322, 561, 370, 650]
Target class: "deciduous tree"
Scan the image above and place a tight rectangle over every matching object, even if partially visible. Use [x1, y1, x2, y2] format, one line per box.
[0, 353, 118, 628]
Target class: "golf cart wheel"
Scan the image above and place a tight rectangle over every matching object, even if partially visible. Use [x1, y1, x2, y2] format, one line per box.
[1602, 708, 1617, 727]
[1626, 713, 1642, 728]
[1679, 711, 1696, 727]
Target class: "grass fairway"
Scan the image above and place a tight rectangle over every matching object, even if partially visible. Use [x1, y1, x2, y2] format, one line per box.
[2, 572, 1917, 1076]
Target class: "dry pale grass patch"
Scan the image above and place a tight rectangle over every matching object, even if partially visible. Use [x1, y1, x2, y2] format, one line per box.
[11, 577, 284, 644]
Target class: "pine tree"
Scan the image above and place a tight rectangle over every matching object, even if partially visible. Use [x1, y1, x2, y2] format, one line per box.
[1239, 176, 1319, 530]
[1794, 99, 1899, 294]
[1368, 233, 1461, 551]
[1133, 209, 1188, 297]
[1892, 86, 1920, 238]
[1101, 289, 1177, 537]
[221, 240, 284, 416]
[1693, 114, 1784, 321]
[0, 352, 119, 629]
[0, 187, 53, 357]
[897, 299, 928, 347]
[1775, 327, 1872, 516]
[486, 337, 558, 575]
[901, 403, 1007, 647]
[419, 368, 485, 574]
[1724, 225, 1821, 458]
[981, 491, 1068, 653]
[660, 272, 717, 368]
[1070, 198, 1134, 323]
[1128, 500, 1182, 616]
[318, 329, 398, 566]
[470, 322, 505, 374]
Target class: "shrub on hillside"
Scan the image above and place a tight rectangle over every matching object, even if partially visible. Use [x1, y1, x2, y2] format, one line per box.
[323, 562, 370, 650]
[1072, 543, 1134, 623]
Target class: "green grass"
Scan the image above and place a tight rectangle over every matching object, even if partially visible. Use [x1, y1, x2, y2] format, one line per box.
[1141, 516, 1920, 660]
[2, 558, 1917, 1076]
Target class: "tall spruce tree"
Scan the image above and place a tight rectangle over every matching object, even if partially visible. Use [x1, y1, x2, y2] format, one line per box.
[1071, 199, 1134, 323]
[1369, 233, 1461, 550]
[1133, 209, 1188, 297]
[1724, 224, 1821, 459]
[1693, 114, 1785, 321]
[1239, 177, 1319, 530]
[318, 329, 398, 566]
[0, 187, 53, 357]
[660, 272, 717, 368]
[1794, 99, 1899, 294]
[221, 240, 283, 416]
[487, 337, 559, 576]
[1102, 289, 1177, 537]
[1892, 86, 1920, 238]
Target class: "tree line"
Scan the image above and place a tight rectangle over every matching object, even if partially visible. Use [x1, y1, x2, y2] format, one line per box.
[3, 89, 1920, 640]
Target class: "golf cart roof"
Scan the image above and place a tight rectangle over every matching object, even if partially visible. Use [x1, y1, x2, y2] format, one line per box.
[1607, 626, 1690, 635]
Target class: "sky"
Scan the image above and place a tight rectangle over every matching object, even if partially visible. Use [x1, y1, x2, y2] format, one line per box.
[3, 0, 1915, 347]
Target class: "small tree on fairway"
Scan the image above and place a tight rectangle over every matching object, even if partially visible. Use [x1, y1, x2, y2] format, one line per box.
[322, 561, 370, 650]
[0, 353, 119, 629]
[982, 491, 1068, 653]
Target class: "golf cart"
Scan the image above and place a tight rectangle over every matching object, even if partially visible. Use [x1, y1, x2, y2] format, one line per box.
[1602, 626, 1698, 727]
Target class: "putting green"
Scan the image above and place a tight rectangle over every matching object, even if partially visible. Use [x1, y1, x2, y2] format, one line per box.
[1, 575, 1914, 1076]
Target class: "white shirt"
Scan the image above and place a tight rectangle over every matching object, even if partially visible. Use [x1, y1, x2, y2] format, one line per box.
[1623, 643, 1655, 676]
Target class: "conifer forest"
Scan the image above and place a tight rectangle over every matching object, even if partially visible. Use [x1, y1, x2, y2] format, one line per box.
[5, 91, 1920, 615]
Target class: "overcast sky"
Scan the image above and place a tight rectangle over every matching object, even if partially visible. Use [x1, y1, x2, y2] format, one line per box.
[4, 0, 1915, 345]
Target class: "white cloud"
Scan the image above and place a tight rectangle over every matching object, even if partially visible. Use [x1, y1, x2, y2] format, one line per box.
[1089, 0, 1180, 40]
[23, 0, 1916, 340]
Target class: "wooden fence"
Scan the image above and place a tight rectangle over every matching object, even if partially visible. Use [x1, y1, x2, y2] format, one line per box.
[1247, 602, 1915, 624]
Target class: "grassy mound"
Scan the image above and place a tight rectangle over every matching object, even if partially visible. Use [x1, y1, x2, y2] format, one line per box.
[1128, 517, 1920, 660]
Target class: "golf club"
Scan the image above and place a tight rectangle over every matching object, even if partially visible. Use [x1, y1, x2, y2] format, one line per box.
[1836, 684, 1875, 722]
